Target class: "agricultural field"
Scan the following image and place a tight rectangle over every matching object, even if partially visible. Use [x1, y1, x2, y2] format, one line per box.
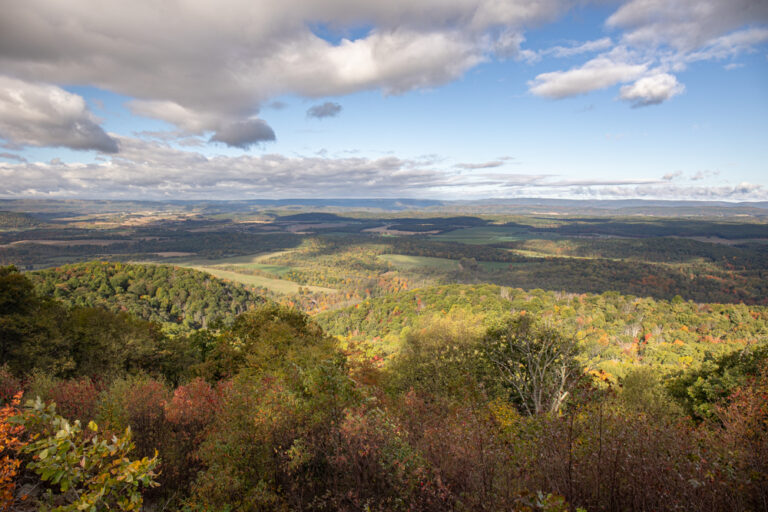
[431, 225, 557, 244]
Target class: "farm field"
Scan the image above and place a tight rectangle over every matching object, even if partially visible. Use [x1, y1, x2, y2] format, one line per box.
[186, 265, 335, 294]
[378, 253, 462, 272]
[430, 225, 552, 244]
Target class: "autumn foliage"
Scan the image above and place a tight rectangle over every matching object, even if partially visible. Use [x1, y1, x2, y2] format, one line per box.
[0, 392, 24, 510]
[2, 264, 768, 511]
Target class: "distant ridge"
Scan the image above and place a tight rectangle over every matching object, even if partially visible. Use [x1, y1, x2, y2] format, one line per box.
[1, 198, 767, 217]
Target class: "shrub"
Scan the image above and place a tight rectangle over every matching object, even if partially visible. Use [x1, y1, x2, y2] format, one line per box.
[162, 378, 223, 496]
[0, 365, 22, 406]
[19, 397, 159, 511]
[47, 377, 100, 424]
[96, 375, 170, 458]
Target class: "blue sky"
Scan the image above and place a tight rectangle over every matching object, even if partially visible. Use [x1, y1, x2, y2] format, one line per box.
[0, 0, 766, 200]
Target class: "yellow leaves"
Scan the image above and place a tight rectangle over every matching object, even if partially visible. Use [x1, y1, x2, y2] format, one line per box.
[488, 397, 520, 432]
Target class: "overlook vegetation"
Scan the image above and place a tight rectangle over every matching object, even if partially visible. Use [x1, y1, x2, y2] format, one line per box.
[1, 263, 767, 511]
[1, 204, 767, 511]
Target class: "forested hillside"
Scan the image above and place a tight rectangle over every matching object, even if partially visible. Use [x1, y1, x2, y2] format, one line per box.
[2, 205, 768, 511]
[317, 284, 768, 378]
[28, 262, 264, 330]
[0, 211, 38, 229]
[1, 265, 767, 511]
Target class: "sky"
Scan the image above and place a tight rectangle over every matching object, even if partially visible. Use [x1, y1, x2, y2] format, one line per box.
[0, 0, 766, 201]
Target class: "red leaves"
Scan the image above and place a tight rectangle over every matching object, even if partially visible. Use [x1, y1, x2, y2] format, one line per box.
[0, 367, 22, 405]
[164, 378, 221, 435]
[48, 377, 99, 424]
[0, 392, 25, 509]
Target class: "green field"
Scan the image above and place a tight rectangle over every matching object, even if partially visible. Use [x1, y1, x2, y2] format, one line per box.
[379, 254, 462, 271]
[167, 250, 294, 267]
[187, 266, 335, 294]
[145, 251, 332, 295]
[431, 226, 555, 244]
[478, 261, 512, 271]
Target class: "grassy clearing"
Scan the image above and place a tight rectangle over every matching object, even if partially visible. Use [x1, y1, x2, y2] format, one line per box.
[141, 251, 332, 295]
[187, 266, 335, 294]
[507, 249, 598, 260]
[169, 250, 295, 267]
[379, 254, 461, 272]
[478, 261, 511, 271]
[430, 226, 546, 244]
[247, 263, 293, 276]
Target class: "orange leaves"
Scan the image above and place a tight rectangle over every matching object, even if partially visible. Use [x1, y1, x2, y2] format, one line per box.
[0, 392, 25, 509]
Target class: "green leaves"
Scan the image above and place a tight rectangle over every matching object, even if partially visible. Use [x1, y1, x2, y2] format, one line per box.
[18, 398, 160, 512]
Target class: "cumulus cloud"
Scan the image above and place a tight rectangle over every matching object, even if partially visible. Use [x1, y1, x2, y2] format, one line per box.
[0, 0, 575, 141]
[128, 99, 276, 148]
[0, 75, 118, 152]
[619, 73, 685, 106]
[307, 102, 343, 119]
[528, 48, 648, 98]
[209, 119, 276, 149]
[0, 0, 763, 141]
[528, 0, 767, 104]
[607, 0, 768, 51]
[662, 170, 682, 181]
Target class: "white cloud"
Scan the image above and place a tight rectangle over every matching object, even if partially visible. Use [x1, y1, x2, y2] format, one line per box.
[0, 137, 458, 198]
[619, 72, 684, 107]
[606, 0, 768, 51]
[0, 75, 117, 152]
[528, 48, 648, 98]
[0, 137, 762, 201]
[0, 0, 764, 151]
[690, 169, 720, 181]
[528, 0, 767, 104]
[0, 0, 576, 146]
[684, 27, 768, 63]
